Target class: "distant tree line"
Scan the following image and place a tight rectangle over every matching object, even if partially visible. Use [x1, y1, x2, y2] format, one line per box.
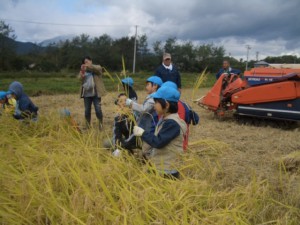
[0, 21, 299, 73]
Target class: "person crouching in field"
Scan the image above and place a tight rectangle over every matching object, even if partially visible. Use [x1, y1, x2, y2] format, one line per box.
[161, 82, 199, 152]
[79, 56, 106, 130]
[0, 91, 16, 115]
[111, 93, 139, 156]
[125, 76, 163, 157]
[133, 86, 187, 179]
[8, 81, 38, 120]
[125, 76, 162, 132]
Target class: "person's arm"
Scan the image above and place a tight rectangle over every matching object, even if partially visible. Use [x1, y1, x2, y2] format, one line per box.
[141, 119, 180, 148]
[177, 70, 182, 89]
[78, 64, 86, 80]
[155, 66, 161, 76]
[17, 98, 38, 119]
[131, 98, 154, 113]
[216, 69, 222, 80]
[86, 64, 102, 75]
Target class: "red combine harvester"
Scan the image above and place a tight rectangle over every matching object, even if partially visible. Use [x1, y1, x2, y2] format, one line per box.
[198, 67, 300, 121]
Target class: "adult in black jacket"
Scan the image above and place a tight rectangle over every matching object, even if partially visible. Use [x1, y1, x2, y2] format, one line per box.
[155, 53, 181, 91]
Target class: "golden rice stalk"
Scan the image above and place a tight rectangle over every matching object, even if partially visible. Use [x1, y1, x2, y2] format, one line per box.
[192, 68, 208, 102]
[0, 113, 300, 224]
[102, 67, 115, 82]
[121, 55, 126, 77]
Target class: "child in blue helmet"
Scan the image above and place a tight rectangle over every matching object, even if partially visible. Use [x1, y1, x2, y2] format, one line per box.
[8, 81, 38, 120]
[161, 81, 199, 151]
[126, 75, 162, 132]
[133, 86, 187, 179]
[0, 91, 16, 114]
[121, 77, 138, 102]
[125, 76, 163, 157]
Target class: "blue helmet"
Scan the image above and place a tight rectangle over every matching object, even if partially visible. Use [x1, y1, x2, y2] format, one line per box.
[121, 77, 134, 87]
[162, 81, 177, 89]
[146, 76, 163, 87]
[0, 91, 7, 100]
[151, 86, 180, 102]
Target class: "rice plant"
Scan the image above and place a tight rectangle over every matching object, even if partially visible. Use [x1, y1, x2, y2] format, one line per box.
[0, 112, 299, 225]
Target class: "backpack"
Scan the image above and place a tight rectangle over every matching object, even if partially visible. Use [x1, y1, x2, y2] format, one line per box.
[180, 101, 200, 125]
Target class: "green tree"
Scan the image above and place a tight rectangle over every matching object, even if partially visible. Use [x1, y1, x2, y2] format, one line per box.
[0, 20, 17, 70]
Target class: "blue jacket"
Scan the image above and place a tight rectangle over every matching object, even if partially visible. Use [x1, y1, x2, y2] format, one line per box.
[142, 118, 181, 148]
[216, 67, 241, 80]
[8, 81, 38, 119]
[155, 64, 181, 89]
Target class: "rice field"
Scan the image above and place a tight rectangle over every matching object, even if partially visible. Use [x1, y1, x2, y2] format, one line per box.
[0, 88, 300, 224]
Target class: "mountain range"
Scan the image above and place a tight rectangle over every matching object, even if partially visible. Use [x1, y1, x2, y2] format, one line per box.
[5, 35, 74, 55]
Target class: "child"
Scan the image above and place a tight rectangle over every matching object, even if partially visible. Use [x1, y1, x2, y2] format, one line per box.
[121, 77, 138, 102]
[161, 82, 199, 151]
[126, 76, 162, 158]
[133, 86, 187, 179]
[8, 81, 38, 120]
[103, 92, 139, 156]
[0, 91, 16, 114]
[125, 76, 162, 132]
[112, 93, 138, 155]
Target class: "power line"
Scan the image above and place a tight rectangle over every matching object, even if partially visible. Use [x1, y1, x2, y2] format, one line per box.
[2, 18, 131, 27]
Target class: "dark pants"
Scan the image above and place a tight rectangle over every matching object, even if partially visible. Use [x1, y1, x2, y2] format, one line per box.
[113, 115, 138, 153]
[84, 96, 103, 127]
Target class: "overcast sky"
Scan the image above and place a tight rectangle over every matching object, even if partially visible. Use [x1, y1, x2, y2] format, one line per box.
[1, 0, 299, 60]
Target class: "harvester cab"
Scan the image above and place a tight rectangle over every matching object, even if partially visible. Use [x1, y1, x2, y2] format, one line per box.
[198, 67, 300, 121]
[198, 72, 246, 116]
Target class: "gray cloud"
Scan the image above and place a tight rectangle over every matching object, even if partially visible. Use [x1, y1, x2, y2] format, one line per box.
[1, 0, 299, 59]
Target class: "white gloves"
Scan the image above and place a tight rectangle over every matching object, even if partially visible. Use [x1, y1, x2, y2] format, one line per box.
[112, 149, 121, 157]
[125, 98, 133, 106]
[133, 126, 145, 136]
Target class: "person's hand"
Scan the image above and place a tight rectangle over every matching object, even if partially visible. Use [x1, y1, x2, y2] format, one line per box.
[133, 126, 145, 136]
[112, 149, 121, 157]
[84, 61, 93, 69]
[80, 64, 86, 78]
[126, 98, 133, 106]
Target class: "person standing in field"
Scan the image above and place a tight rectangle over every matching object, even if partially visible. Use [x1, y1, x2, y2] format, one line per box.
[155, 53, 182, 92]
[215, 60, 241, 80]
[79, 56, 106, 130]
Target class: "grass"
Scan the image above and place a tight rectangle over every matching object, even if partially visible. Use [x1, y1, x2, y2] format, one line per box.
[0, 113, 299, 224]
[0, 87, 300, 224]
[0, 71, 216, 96]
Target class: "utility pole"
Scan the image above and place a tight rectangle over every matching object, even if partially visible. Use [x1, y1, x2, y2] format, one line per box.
[132, 25, 138, 74]
[245, 45, 251, 71]
[256, 51, 259, 62]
